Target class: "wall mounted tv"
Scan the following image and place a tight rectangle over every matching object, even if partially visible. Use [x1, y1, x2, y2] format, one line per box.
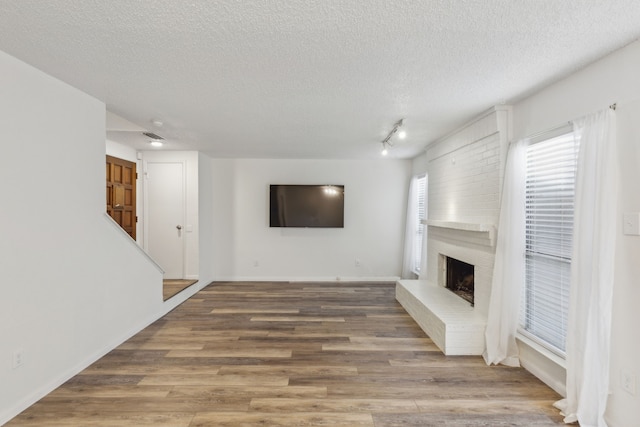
[270, 184, 345, 228]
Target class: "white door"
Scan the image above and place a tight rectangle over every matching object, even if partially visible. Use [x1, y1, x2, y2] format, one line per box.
[146, 162, 185, 279]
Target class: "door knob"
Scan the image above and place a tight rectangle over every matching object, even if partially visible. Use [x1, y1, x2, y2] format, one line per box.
[176, 225, 182, 230]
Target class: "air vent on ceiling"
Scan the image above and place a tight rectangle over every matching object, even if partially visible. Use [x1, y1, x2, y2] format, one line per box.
[143, 132, 164, 140]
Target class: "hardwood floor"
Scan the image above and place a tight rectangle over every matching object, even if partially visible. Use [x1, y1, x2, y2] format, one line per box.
[163, 279, 199, 301]
[7, 282, 566, 426]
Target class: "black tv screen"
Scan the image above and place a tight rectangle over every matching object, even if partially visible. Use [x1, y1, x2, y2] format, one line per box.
[270, 184, 344, 228]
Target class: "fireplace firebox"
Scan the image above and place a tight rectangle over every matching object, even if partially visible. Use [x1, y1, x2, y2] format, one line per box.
[445, 257, 474, 306]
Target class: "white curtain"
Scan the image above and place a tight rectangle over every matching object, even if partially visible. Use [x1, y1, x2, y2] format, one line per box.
[418, 213, 428, 279]
[401, 176, 418, 279]
[483, 139, 527, 367]
[555, 109, 618, 427]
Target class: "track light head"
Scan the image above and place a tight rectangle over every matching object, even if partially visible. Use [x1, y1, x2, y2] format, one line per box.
[380, 118, 406, 156]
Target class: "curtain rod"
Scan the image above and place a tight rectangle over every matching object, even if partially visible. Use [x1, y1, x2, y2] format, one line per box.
[513, 102, 618, 145]
[514, 121, 572, 145]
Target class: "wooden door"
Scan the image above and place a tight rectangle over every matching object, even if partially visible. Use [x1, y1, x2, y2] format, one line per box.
[106, 155, 136, 239]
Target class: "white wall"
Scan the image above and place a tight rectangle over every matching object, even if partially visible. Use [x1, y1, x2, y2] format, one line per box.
[141, 151, 200, 280]
[209, 159, 411, 281]
[0, 51, 170, 424]
[198, 152, 216, 285]
[106, 139, 137, 162]
[513, 40, 640, 427]
[411, 151, 428, 176]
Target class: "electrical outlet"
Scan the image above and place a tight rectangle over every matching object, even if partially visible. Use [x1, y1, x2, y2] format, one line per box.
[621, 370, 637, 395]
[253, 260, 259, 267]
[12, 349, 24, 369]
[355, 259, 361, 267]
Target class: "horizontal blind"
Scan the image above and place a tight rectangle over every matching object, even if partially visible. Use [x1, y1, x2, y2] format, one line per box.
[520, 133, 578, 355]
[413, 175, 427, 273]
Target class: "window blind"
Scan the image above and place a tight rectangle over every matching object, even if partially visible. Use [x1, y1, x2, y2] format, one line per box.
[520, 132, 578, 355]
[413, 175, 427, 273]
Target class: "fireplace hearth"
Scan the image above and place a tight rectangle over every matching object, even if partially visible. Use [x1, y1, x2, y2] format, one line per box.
[445, 257, 474, 306]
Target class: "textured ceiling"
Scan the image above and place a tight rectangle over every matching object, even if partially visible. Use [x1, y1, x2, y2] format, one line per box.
[1, 1, 639, 159]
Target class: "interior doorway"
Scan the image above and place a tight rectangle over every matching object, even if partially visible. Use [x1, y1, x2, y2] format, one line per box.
[106, 155, 136, 239]
[145, 161, 185, 279]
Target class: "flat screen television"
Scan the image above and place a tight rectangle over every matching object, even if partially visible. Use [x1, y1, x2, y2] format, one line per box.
[270, 184, 344, 228]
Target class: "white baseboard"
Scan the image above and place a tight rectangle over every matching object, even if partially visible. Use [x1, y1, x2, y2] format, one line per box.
[0, 309, 168, 426]
[0, 284, 207, 426]
[211, 276, 400, 283]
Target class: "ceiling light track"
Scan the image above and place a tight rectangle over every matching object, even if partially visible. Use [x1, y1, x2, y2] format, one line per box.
[381, 118, 405, 156]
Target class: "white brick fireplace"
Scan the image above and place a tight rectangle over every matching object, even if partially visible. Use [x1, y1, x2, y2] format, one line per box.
[397, 106, 511, 355]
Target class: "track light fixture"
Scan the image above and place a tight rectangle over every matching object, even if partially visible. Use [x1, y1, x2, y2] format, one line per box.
[381, 118, 405, 156]
[144, 131, 164, 148]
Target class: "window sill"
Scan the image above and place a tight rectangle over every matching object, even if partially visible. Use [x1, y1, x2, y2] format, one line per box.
[516, 332, 567, 396]
[516, 332, 566, 368]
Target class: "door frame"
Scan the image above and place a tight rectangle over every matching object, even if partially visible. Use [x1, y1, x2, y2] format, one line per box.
[142, 159, 187, 279]
[106, 155, 137, 240]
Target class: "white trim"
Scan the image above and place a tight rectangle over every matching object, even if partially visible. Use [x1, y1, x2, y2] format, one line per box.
[518, 328, 566, 361]
[516, 332, 567, 397]
[1, 272, 206, 425]
[142, 159, 188, 279]
[103, 213, 164, 273]
[426, 220, 496, 247]
[425, 220, 495, 233]
[0, 308, 166, 426]
[212, 276, 401, 283]
[517, 331, 566, 368]
[428, 105, 512, 151]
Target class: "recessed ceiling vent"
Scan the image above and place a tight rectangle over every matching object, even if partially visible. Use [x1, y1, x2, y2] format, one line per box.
[143, 132, 164, 140]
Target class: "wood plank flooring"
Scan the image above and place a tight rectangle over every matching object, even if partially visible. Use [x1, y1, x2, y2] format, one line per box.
[7, 282, 566, 426]
[163, 279, 199, 301]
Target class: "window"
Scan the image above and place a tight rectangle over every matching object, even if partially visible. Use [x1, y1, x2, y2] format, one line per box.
[413, 175, 427, 274]
[520, 131, 578, 355]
